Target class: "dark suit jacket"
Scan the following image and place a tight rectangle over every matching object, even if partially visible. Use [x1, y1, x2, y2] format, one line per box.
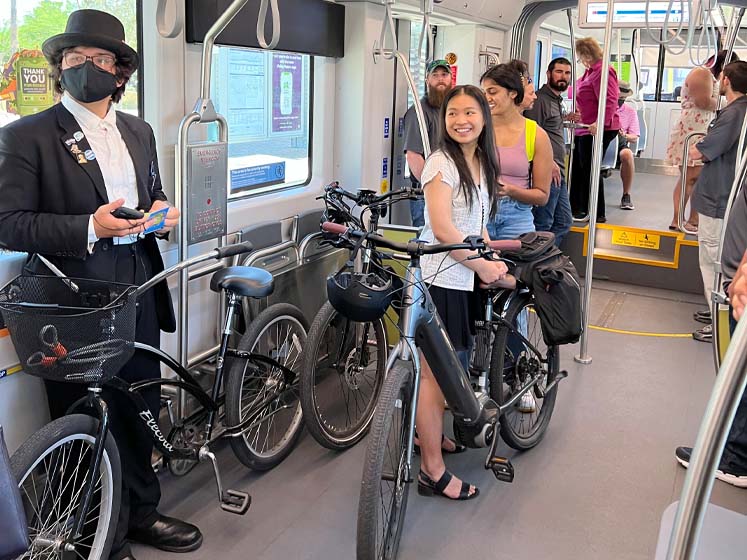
[0, 103, 176, 332]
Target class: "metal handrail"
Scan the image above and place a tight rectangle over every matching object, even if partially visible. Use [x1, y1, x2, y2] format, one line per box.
[417, 0, 434, 65]
[677, 132, 706, 234]
[574, 0, 615, 365]
[565, 8, 577, 188]
[716, 8, 744, 112]
[666, 314, 747, 559]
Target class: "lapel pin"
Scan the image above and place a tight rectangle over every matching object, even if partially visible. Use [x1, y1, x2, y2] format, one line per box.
[73, 131, 84, 142]
[70, 145, 81, 155]
[64, 138, 75, 146]
[84, 149, 96, 161]
[77, 154, 87, 164]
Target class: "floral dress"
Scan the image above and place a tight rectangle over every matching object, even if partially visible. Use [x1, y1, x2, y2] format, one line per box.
[665, 79, 718, 166]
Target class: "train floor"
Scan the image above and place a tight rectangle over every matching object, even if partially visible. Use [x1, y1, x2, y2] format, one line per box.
[133, 281, 746, 560]
[580, 166, 699, 237]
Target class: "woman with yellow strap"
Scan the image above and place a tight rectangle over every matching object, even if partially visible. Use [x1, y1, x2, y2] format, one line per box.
[480, 64, 553, 241]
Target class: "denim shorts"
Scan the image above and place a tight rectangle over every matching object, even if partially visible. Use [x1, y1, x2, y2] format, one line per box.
[487, 198, 536, 241]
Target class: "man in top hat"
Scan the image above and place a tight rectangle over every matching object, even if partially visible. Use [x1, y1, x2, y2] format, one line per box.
[0, 9, 201, 560]
[615, 81, 640, 210]
[402, 58, 453, 227]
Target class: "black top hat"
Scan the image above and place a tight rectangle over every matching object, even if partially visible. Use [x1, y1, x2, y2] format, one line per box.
[42, 9, 139, 69]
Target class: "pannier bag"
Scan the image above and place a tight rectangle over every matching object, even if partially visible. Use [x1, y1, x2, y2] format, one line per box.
[501, 231, 583, 346]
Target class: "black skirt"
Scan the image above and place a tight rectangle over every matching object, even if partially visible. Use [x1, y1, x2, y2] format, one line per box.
[428, 284, 481, 351]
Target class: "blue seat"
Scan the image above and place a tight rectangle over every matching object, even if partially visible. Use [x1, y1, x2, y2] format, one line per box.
[636, 108, 648, 155]
[601, 134, 618, 171]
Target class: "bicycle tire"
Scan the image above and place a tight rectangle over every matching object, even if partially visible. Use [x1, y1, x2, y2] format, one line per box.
[300, 301, 386, 450]
[11, 414, 121, 560]
[357, 360, 413, 560]
[225, 303, 308, 471]
[488, 293, 559, 450]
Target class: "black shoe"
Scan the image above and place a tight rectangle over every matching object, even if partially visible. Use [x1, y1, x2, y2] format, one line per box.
[692, 324, 713, 342]
[675, 447, 747, 488]
[620, 193, 634, 210]
[596, 216, 607, 224]
[694, 310, 712, 324]
[128, 514, 203, 553]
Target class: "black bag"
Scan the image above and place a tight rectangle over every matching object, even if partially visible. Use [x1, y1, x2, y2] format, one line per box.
[0, 425, 29, 560]
[502, 232, 583, 346]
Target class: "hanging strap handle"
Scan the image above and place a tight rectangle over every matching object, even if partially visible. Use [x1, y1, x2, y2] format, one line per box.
[257, 0, 281, 49]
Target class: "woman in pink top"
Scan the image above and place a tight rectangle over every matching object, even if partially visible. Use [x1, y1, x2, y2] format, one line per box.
[481, 64, 553, 241]
[569, 37, 620, 223]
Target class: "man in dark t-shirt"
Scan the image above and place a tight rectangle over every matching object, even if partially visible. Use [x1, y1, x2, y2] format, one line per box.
[675, 181, 747, 487]
[402, 59, 452, 227]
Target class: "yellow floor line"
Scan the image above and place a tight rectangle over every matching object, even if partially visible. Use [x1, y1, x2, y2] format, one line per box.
[588, 325, 692, 338]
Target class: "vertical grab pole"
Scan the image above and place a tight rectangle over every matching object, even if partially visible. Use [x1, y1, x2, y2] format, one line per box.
[716, 8, 744, 112]
[566, 8, 578, 188]
[174, 0, 249, 418]
[666, 316, 747, 559]
[574, 0, 614, 365]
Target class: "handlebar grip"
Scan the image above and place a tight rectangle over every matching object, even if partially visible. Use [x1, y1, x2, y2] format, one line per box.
[487, 239, 522, 252]
[321, 222, 348, 234]
[215, 242, 254, 259]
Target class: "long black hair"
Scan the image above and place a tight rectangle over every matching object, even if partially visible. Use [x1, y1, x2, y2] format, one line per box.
[437, 84, 501, 219]
[709, 50, 740, 79]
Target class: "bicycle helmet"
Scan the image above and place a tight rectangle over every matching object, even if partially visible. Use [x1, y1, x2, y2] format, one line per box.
[327, 270, 394, 322]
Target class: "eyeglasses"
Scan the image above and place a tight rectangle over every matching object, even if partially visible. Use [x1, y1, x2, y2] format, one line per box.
[63, 51, 117, 71]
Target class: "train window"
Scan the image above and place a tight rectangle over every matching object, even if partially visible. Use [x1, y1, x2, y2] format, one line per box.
[407, 20, 428, 106]
[637, 45, 660, 101]
[534, 41, 543, 86]
[661, 48, 699, 102]
[0, 0, 140, 121]
[210, 46, 313, 199]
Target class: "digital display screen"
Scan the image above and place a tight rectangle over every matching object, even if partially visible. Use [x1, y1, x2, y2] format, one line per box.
[580, 0, 692, 28]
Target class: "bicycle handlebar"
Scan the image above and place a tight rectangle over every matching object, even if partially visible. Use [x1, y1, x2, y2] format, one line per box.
[321, 222, 521, 256]
[324, 182, 422, 207]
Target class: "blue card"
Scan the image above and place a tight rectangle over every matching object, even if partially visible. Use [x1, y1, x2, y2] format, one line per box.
[143, 207, 169, 234]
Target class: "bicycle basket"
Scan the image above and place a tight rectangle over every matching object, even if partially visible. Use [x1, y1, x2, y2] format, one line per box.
[0, 275, 137, 384]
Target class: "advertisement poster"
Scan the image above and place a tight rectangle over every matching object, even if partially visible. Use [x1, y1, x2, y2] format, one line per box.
[270, 53, 303, 135]
[1, 50, 55, 116]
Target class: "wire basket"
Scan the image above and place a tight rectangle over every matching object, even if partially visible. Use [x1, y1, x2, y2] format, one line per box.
[0, 275, 137, 384]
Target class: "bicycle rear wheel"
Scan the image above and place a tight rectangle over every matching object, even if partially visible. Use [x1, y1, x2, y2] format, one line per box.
[489, 293, 559, 450]
[357, 360, 413, 560]
[300, 302, 386, 450]
[11, 414, 121, 560]
[225, 303, 307, 471]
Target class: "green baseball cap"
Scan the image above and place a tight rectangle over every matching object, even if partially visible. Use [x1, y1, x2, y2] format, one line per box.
[426, 59, 451, 74]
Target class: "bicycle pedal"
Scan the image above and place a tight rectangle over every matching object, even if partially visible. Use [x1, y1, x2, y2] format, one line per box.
[487, 456, 515, 483]
[220, 489, 251, 515]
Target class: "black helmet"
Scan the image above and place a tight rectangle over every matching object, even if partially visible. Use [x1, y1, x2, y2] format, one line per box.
[327, 270, 394, 322]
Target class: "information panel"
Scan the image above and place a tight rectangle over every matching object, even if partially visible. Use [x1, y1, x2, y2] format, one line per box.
[578, 0, 697, 28]
[186, 142, 228, 245]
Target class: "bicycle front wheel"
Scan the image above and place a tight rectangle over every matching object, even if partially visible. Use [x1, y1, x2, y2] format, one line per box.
[225, 303, 308, 471]
[489, 293, 560, 450]
[300, 302, 386, 450]
[357, 360, 413, 560]
[11, 414, 121, 560]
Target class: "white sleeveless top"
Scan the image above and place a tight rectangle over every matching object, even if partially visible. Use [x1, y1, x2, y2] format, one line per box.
[419, 150, 489, 291]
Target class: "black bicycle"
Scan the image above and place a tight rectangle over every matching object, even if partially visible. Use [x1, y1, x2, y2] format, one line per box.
[298, 183, 421, 450]
[2, 242, 307, 560]
[318, 223, 566, 560]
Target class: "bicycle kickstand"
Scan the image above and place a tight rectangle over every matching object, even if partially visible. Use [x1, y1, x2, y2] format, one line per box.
[484, 423, 515, 483]
[199, 446, 251, 515]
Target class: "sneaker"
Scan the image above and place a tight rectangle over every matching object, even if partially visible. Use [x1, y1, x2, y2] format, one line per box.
[675, 447, 747, 488]
[692, 324, 713, 342]
[620, 194, 635, 210]
[693, 310, 712, 324]
[516, 391, 537, 414]
[573, 213, 589, 222]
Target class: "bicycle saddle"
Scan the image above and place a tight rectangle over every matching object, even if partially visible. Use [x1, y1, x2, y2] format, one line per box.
[210, 266, 274, 298]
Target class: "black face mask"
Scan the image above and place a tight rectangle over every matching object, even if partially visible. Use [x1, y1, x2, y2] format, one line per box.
[61, 61, 118, 103]
[617, 98, 625, 107]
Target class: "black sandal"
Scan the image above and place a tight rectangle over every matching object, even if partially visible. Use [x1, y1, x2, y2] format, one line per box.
[417, 469, 479, 500]
[413, 433, 467, 455]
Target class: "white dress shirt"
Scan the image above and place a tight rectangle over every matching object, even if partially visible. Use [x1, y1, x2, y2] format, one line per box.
[61, 93, 138, 248]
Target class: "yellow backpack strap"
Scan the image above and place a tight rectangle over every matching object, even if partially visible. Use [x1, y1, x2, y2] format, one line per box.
[525, 118, 537, 162]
